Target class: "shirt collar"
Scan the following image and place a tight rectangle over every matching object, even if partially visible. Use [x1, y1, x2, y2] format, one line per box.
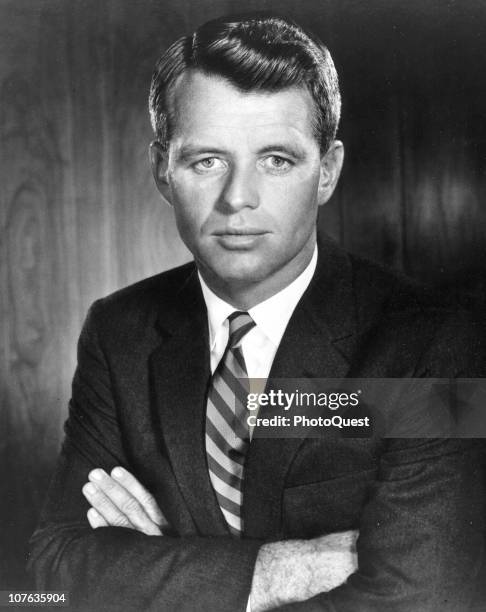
[198, 245, 318, 349]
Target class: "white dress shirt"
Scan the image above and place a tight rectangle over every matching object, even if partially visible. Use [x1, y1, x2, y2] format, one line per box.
[198, 246, 317, 612]
[199, 245, 318, 379]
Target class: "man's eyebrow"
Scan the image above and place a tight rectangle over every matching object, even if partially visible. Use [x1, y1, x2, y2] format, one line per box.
[176, 145, 227, 160]
[257, 144, 307, 159]
[176, 143, 308, 160]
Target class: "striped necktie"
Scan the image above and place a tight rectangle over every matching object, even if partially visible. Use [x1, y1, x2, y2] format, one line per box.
[205, 311, 256, 536]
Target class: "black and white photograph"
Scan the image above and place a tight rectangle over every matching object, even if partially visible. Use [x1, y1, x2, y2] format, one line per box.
[1, 1, 486, 610]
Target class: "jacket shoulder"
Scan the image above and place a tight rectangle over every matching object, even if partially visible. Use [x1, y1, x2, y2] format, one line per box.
[348, 251, 459, 318]
[99, 260, 195, 307]
[347, 252, 486, 376]
[83, 261, 196, 337]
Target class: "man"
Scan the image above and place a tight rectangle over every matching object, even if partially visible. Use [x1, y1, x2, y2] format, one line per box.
[29, 13, 485, 612]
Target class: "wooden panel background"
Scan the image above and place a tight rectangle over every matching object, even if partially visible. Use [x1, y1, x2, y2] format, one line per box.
[1, 0, 485, 588]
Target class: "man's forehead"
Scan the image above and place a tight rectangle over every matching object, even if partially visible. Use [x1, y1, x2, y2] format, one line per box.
[171, 69, 316, 140]
[177, 121, 307, 141]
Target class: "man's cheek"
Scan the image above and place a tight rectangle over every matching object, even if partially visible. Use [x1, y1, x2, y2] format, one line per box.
[173, 211, 200, 248]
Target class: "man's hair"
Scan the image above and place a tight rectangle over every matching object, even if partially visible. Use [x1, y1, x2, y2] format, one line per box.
[148, 13, 341, 153]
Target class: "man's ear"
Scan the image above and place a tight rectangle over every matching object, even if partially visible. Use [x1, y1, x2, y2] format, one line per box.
[149, 141, 172, 205]
[318, 140, 344, 206]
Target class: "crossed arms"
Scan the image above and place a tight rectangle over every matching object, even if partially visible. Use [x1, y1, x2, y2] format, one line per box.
[81, 466, 358, 611]
[28, 301, 486, 611]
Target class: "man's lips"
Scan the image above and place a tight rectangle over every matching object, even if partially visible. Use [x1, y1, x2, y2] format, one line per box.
[212, 228, 268, 236]
[212, 229, 269, 249]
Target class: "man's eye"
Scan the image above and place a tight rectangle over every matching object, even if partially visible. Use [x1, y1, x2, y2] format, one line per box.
[193, 158, 224, 172]
[261, 155, 293, 172]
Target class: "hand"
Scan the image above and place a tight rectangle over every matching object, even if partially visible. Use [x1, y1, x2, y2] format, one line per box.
[250, 530, 359, 611]
[82, 466, 168, 536]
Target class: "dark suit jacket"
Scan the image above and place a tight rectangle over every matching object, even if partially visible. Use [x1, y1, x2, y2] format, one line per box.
[29, 238, 486, 612]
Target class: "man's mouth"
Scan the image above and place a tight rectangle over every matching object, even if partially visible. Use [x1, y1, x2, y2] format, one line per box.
[213, 228, 268, 236]
[212, 229, 268, 249]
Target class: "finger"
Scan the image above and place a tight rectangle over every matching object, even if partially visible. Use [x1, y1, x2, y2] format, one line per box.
[88, 469, 162, 536]
[87, 507, 109, 529]
[111, 466, 167, 527]
[82, 482, 133, 529]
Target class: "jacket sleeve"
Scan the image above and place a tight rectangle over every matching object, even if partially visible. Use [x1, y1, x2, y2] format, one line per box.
[275, 436, 485, 612]
[27, 301, 261, 612]
[274, 312, 486, 612]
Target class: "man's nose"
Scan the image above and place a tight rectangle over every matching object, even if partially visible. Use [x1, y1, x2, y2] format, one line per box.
[220, 165, 259, 212]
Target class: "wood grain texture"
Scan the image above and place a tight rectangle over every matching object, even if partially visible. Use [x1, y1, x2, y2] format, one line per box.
[395, 1, 486, 286]
[0, 1, 68, 587]
[1, 0, 485, 589]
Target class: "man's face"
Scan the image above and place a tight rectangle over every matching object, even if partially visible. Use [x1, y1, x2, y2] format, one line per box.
[154, 70, 340, 299]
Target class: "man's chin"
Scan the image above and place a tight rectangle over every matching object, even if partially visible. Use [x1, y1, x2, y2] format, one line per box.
[200, 259, 268, 286]
[211, 268, 265, 285]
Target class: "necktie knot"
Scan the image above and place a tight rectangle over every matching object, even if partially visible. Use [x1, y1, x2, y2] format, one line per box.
[227, 311, 255, 349]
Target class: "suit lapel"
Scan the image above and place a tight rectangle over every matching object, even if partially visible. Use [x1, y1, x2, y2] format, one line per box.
[243, 239, 358, 539]
[149, 267, 229, 535]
